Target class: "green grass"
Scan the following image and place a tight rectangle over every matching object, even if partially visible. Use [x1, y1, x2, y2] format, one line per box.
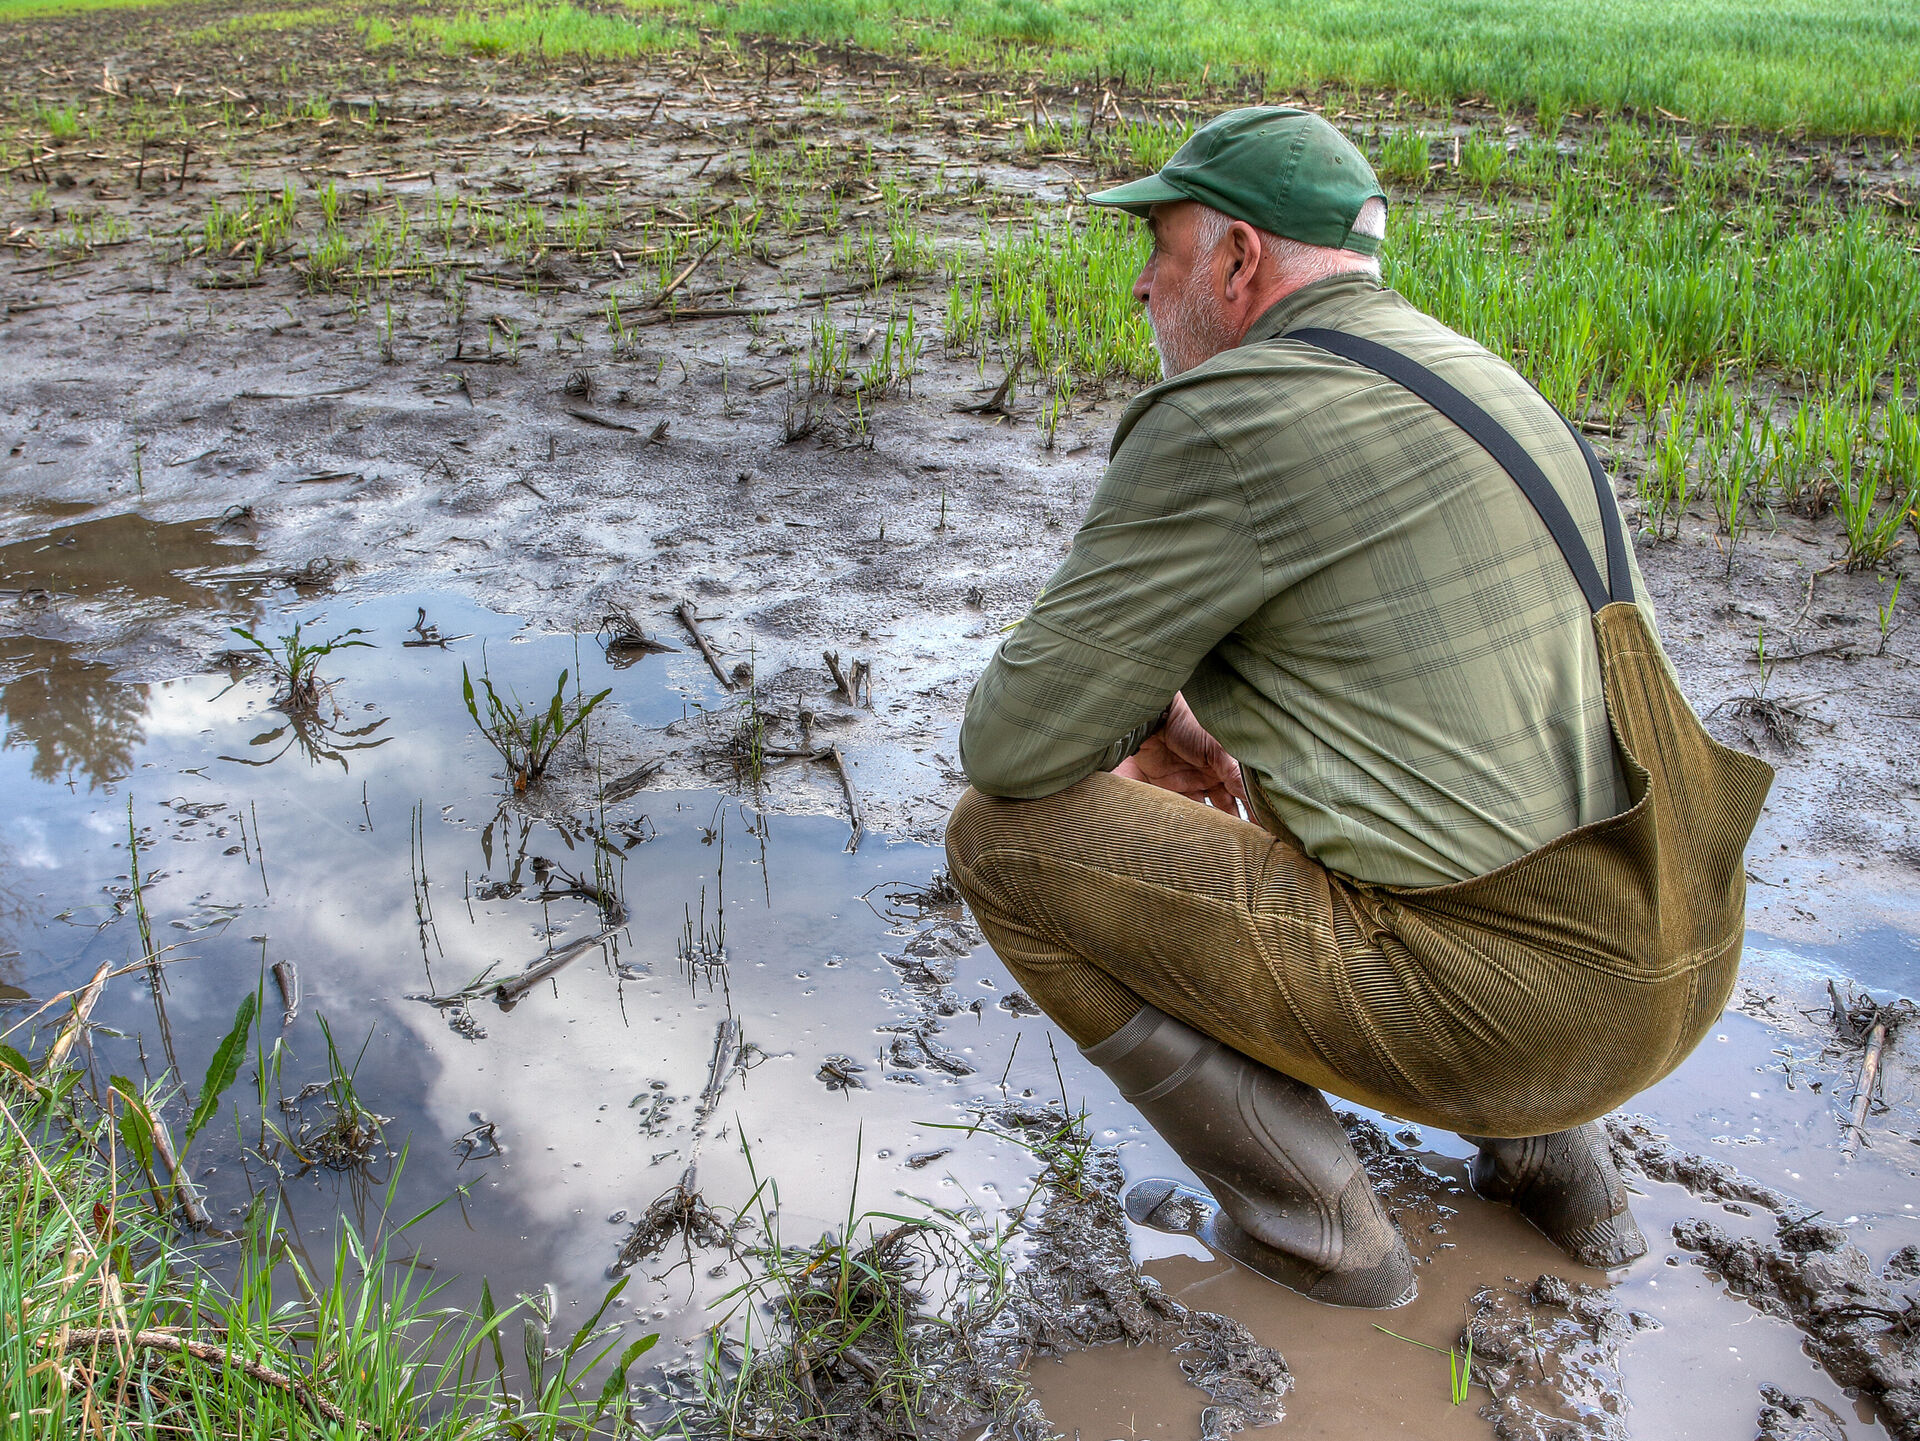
[4, 0, 1916, 137]
[186, 4, 340, 39]
[362, 2, 681, 60]
[0, 0, 193, 19]
[0, 1064, 653, 1438]
[628, 0, 1920, 137]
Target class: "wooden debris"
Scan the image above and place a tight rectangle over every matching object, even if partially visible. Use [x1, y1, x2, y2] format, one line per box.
[824, 650, 871, 707]
[652, 238, 719, 307]
[676, 601, 734, 690]
[1841, 1017, 1889, 1160]
[58, 1328, 347, 1424]
[565, 407, 638, 432]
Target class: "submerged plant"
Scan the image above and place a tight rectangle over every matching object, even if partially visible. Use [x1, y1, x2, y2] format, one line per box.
[230, 622, 372, 712]
[462, 663, 610, 791]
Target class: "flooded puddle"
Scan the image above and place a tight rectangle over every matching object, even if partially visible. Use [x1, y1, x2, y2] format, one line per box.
[0, 569, 1069, 1378]
[3, 510, 1916, 1435]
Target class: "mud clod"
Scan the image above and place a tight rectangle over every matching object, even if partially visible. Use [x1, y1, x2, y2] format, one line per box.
[1462, 1273, 1648, 1439]
[1606, 1114, 1788, 1210]
[1676, 1213, 1920, 1438]
[1756, 1386, 1848, 1441]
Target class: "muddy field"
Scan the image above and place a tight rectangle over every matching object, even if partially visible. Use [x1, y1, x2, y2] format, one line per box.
[4, 11, 1920, 1440]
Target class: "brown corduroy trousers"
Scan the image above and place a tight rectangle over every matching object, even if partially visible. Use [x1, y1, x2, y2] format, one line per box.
[947, 604, 1775, 1140]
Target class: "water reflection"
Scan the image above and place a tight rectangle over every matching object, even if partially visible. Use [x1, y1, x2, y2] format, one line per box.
[0, 510, 260, 604]
[0, 639, 148, 787]
[0, 510, 265, 787]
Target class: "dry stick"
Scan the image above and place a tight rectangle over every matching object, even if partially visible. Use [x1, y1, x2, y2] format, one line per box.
[823, 649, 853, 703]
[761, 745, 863, 849]
[1841, 1018, 1890, 1160]
[829, 744, 864, 853]
[676, 601, 734, 690]
[58, 1328, 349, 1425]
[694, 1017, 741, 1124]
[652, 238, 720, 308]
[44, 961, 111, 1070]
[491, 925, 620, 1005]
[149, 1121, 213, 1230]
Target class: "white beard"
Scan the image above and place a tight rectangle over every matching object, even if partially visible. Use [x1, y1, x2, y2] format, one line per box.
[1149, 265, 1237, 379]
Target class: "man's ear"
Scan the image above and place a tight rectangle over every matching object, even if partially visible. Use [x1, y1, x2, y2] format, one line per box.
[1222, 221, 1263, 300]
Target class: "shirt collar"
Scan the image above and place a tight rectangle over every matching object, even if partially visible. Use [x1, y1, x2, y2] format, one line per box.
[1238, 272, 1383, 348]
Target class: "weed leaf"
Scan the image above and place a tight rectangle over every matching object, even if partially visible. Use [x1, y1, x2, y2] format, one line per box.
[595, 1332, 658, 1418]
[187, 992, 258, 1146]
[109, 1076, 156, 1172]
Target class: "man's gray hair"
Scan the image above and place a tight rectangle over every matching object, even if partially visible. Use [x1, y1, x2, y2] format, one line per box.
[1196, 197, 1385, 284]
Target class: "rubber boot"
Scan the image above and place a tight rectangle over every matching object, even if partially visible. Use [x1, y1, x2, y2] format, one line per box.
[1082, 1005, 1415, 1308]
[1461, 1123, 1648, 1268]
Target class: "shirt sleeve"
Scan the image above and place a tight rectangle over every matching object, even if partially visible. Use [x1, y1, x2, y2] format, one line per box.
[958, 396, 1267, 798]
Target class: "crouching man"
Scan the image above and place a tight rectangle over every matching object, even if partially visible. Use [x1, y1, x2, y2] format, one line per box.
[946, 108, 1772, 1308]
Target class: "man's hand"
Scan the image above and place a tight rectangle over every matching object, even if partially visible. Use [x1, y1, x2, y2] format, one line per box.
[1114, 693, 1249, 812]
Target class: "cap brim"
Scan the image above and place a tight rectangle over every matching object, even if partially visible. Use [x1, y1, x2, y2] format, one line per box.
[1085, 174, 1187, 216]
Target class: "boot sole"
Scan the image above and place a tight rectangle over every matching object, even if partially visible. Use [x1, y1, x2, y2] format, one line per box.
[1125, 1179, 1416, 1309]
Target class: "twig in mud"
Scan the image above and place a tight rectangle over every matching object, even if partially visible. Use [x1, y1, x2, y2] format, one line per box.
[760, 744, 864, 851]
[598, 605, 677, 657]
[404, 607, 468, 647]
[57, 1328, 348, 1425]
[676, 601, 734, 690]
[1745, 640, 1859, 665]
[952, 370, 1015, 417]
[830, 743, 863, 853]
[565, 407, 637, 432]
[1841, 1018, 1888, 1159]
[151, 1120, 215, 1231]
[823, 650, 871, 706]
[817, 1055, 866, 1091]
[602, 760, 663, 806]
[493, 917, 625, 1006]
[652, 237, 720, 307]
[1823, 982, 1913, 1158]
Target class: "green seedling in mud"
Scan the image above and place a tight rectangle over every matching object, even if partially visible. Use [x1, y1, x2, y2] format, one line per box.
[1837, 402, 1920, 570]
[230, 621, 372, 713]
[1878, 575, 1904, 655]
[462, 662, 609, 791]
[1374, 1325, 1478, 1405]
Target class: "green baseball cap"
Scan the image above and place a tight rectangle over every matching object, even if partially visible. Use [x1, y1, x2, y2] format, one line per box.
[1088, 106, 1387, 256]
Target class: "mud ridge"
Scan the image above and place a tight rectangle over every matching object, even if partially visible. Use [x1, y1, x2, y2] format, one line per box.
[1605, 1113, 1790, 1211]
[1675, 1213, 1920, 1438]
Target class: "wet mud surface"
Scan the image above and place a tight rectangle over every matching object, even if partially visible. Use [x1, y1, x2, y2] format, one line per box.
[5, 14, 1920, 1438]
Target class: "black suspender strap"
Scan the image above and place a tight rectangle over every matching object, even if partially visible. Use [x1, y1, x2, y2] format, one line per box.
[1565, 422, 1634, 607]
[1284, 327, 1633, 613]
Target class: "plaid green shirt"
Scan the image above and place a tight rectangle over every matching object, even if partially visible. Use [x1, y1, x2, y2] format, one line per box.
[959, 272, 1657, 888]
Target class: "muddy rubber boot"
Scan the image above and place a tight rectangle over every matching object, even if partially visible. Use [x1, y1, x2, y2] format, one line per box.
[1082, 1005, 1415, 1308]
[1461, 1124, 1648, 1268]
